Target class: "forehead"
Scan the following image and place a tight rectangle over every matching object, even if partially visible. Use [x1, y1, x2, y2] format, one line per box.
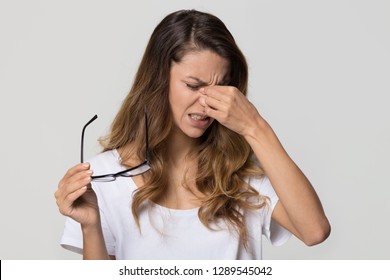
[171, 50, 230, 82]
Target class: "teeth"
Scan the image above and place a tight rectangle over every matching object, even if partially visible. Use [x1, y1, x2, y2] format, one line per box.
[190, 114, 207, 120]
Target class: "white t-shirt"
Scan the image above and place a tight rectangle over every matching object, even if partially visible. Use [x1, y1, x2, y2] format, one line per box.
[60, 150, 291, 259]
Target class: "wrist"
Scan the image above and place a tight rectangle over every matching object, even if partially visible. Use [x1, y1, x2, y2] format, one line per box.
[244, 116, 285, 158]
[81, 219, 102, 235]
[244, 116, 272, 142]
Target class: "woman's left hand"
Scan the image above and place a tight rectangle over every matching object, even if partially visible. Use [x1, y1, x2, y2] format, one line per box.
[199, 86, 262, 137]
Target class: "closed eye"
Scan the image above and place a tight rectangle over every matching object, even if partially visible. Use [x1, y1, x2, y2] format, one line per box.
[186, 84, 201, 91]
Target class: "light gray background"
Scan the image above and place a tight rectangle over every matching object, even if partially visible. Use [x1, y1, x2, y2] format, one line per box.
[0, 0, 389, 259]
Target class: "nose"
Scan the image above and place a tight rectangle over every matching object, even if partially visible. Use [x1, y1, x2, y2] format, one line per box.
[198, 95, 207, 107]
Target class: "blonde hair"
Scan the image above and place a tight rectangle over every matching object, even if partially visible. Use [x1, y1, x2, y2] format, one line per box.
[100, 10, 267, 246]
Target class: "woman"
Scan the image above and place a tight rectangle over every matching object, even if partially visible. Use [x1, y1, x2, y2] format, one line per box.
[55, 9, 330, 260]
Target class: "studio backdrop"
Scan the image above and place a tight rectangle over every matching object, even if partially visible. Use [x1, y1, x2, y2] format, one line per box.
[0, 0, 389, 259]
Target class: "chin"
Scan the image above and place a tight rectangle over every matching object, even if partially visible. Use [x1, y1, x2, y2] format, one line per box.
[184, 129, 207, 139]
[173, 119, 214, 139]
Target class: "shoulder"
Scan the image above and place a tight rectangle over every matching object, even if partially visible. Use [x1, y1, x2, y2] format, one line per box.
[246, 175, 274, 196]
[245, 175, 280, 211]
[244, 156, 275, 196]
[86, 149, 122, 175]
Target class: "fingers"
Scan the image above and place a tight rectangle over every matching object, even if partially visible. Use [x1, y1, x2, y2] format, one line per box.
[199, 93, 225, 111]
[65, 169, 93, 191]
[64, 162, 91, 180]
[200, 86, 231, 107]
[58, 163, 91, 189]
[58, 185, 89, 216]
[199, 85, 260, 136]
[199, 86, 238, 120]
[55, 163, 93, 215]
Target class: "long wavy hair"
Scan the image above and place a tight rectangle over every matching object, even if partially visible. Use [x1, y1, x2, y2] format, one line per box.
[100, 9, 267, 246]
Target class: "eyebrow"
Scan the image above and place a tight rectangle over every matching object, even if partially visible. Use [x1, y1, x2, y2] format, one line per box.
[186, 76, 229, 86]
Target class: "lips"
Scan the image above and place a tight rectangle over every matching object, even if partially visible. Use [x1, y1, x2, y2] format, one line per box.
[188, 113, 212, 128]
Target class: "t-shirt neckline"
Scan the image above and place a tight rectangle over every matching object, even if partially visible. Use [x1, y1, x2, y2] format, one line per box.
[113, 149, 200, 216]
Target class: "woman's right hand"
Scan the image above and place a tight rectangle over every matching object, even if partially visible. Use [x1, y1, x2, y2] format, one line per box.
[55, 163, 100, 227]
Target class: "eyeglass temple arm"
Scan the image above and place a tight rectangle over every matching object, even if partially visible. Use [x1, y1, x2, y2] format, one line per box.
[81, 115, 98, 163]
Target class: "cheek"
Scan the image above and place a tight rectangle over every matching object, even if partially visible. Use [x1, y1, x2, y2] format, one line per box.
[168, 84, 180, 110]
[169, 84, 194, 112]
[168, 84, 187, 121]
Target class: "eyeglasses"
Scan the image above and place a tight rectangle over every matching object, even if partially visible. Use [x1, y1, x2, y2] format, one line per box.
[81, 109, 151, 182]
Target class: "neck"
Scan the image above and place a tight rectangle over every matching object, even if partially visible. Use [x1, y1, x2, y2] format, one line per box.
[165, 127, 200, 165]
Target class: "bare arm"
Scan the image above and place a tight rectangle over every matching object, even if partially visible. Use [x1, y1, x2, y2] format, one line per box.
[244, 118, 330, 245]
[82, 221, 110, 260]
[55, 163, 111, 259]
[201, 86, 331, 245]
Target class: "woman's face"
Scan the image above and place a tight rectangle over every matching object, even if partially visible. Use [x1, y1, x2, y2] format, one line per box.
[169, 50, 230, 139]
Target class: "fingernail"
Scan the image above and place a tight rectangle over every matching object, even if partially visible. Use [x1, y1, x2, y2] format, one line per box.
[83, 163, 90, 168]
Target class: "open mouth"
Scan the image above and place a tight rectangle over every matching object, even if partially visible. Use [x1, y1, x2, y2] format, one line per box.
[190, 114, 208, 121]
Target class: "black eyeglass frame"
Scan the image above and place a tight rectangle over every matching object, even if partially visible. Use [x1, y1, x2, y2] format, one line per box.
[80, 109, 150, 181]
